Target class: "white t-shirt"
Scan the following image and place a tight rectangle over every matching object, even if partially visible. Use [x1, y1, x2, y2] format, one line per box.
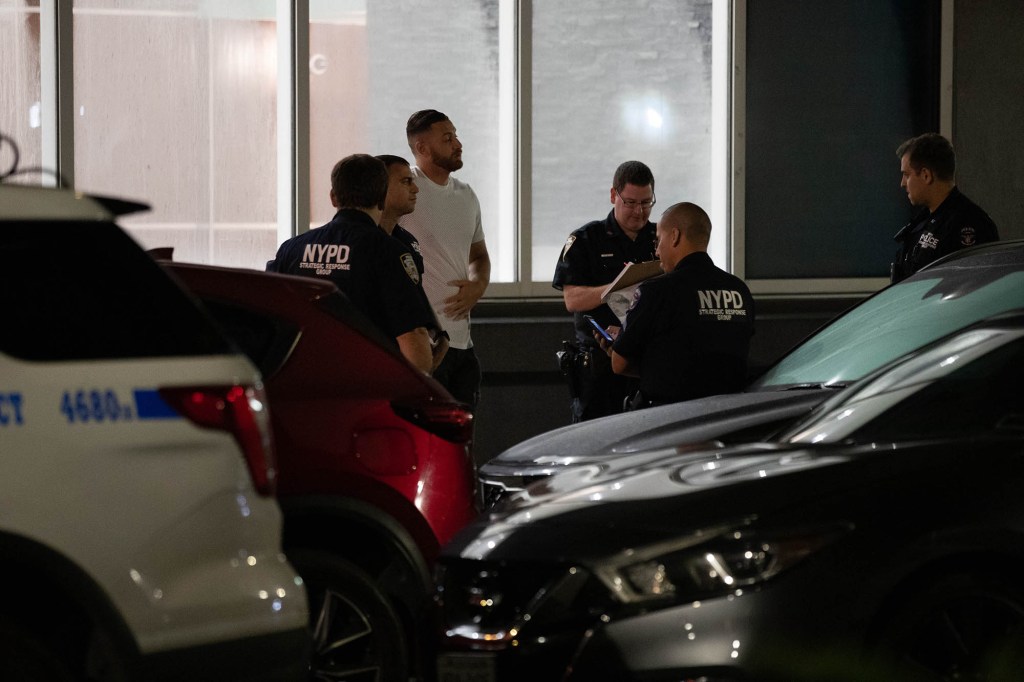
[402, 167, 486, 349]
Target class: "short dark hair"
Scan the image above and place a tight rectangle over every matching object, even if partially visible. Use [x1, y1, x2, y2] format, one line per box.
[375, 154, 411, 171]
[406, 109, 450, 142]
[896, 133, 955, 181]
[613, 160, 655, 193]
[330, 154, 388, 209]
[663, 202, 712, 247]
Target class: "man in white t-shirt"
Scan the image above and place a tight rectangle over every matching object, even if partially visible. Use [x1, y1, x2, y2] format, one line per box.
[402, 109, 491, 408]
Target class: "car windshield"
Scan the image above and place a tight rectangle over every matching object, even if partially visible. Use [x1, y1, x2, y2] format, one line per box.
[779, 327, 1024, 444]
[752, 266, 1024, 389]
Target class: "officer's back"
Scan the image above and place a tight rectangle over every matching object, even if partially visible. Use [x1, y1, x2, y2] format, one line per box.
[268, 154, 435, 373]
[609, 202, 754, 409]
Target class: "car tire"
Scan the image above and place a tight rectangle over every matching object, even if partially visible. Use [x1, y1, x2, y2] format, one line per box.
[0, 617, 76, 682]
[288, 549, 410, 682]
[872, 570, 1024, 681]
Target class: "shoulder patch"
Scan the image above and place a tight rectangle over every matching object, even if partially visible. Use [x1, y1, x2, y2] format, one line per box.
[960, 226, 977, 247]
[401, 253, 420, 284]
[627, 285, 642, 313]
[560, 235, 576, 262]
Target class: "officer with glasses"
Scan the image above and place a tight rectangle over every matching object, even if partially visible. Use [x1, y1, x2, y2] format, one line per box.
[553, 160, 658, 422]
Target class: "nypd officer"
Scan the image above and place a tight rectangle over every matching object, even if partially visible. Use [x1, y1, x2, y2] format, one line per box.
[602, 202, 753, 409]
[553, 160, 658, 422]
[268, 153, 435, 374]
[376, 153, 449, 371]
[892, 133, 998, 283]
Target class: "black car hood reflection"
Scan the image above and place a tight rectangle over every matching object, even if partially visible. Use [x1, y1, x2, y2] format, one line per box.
[514, 442, 843, 504]
[453, 441, 855, 562]
[479, 390, 828, 476]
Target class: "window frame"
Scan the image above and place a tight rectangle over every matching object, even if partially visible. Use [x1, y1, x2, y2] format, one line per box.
[32, 0, 953, 299]
[731, 0, 953, 296]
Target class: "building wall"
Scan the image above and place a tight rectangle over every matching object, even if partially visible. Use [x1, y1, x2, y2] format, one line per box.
[953, 0, 1024, 241]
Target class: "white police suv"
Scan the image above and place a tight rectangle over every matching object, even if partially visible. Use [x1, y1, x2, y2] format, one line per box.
[0, 183, 308, 681]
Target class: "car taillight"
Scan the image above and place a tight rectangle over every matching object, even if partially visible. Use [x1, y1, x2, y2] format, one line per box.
[393, 402, 474, 444]
[160, 385, 277, 496]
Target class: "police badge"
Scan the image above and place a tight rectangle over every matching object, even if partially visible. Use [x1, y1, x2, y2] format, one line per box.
[627, 284, 642, 312]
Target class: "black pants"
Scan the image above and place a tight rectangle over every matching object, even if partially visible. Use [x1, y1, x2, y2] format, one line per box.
[561, 343, 633, 423]
[433, 346, 481, 410]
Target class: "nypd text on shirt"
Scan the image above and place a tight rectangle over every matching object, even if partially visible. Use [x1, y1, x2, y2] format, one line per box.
[1, 392, 24, 426]
[698, 289, 748, 321]
[301, 243, 351, 276]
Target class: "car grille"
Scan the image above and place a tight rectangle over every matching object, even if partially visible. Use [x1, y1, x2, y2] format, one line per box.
[437, 558, 612, 644]
[478, 474, 545, 509]
[480, 479, 513, 508]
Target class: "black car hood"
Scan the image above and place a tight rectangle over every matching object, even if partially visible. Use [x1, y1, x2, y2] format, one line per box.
[511, 442, 838, 504]
[450, 440, 860, 562]
[479, 389, 829, 477]
[449, 431, 1023, 568]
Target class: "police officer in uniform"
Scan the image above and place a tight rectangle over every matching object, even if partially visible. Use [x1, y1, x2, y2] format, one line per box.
[268, 154, 435, 374]
[603, 202, 753, 409]
[553, 160, 658, 422]
[376, 153, 449, 372]
[892, 133, 998, 283]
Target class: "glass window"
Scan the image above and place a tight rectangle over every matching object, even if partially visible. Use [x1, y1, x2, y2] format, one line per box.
[0, 1, 43, 180]
[72, 1, 278, 269]
[17, 0, 942, 296]
[743, 0, 940, 279]
[308, 0, 506, 275]
[530, 1, 715, 282]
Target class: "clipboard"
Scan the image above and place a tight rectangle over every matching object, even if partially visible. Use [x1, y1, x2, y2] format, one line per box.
[599, 260, 662, 302]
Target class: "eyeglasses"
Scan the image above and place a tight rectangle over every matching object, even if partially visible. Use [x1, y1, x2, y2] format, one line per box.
[616, 190, 656, 211]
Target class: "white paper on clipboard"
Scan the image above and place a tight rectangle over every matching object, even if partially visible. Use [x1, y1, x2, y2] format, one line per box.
[600, 260, 661, 323]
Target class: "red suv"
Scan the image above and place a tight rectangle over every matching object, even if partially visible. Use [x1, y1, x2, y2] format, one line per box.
[162, 262, 478, 681]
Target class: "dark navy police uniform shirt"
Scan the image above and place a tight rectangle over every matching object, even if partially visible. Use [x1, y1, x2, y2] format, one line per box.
[391, 222, 444, 339]
[552, 210, 657, 345]
[613, 252, 754, 406]
[392, 224, 424, 277]
[891, 187, 999, 283]
[268, 209, 433, 338]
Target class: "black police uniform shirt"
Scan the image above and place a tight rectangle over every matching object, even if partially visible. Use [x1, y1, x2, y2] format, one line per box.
[552, 210, 657, 345]
[393, 224, 424, 277]
[268, 209, 433, 339]
[613, 252, 754, 405]
[391, 222, 445, 340]
[891, 187, 999, 283]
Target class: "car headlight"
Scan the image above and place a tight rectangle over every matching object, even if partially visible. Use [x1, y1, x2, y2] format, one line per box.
[594, 522, 851, 605]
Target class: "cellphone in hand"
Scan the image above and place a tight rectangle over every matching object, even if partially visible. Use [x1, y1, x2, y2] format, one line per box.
[583, 315, 614, 342]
